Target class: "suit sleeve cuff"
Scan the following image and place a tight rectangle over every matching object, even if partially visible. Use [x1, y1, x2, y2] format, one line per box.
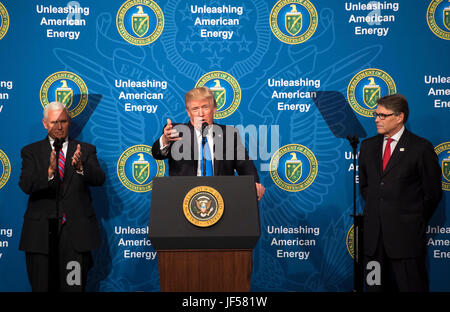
[159, 136, 169, 156]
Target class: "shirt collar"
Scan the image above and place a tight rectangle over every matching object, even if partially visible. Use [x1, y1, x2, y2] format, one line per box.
[385, 125, 405, 142]
[48, 136, 69, 148]
[194, 125, 213, 138]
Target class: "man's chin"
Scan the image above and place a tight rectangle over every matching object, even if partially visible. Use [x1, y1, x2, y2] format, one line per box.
[52, 134, 66, 140]
[192, 119, 212, 129]
[191, 120, 202, 130]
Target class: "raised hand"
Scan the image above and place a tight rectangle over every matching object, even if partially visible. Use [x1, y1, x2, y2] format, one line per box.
[162, 118, 181, 146]
[48, 149, 57, 178]
[72, 144, 82, 171]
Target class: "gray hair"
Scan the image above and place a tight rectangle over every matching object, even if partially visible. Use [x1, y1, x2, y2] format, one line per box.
[43, 101, 70, 120]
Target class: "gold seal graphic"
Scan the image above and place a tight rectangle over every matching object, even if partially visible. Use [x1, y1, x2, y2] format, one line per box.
[183, 186, 224, 227]
[40, 71, 88, 118]
[346, 225, 355, 259]
[435, 142, 450, 191]
[0, 148, 11, 190]
[0, 2, 9, 40]
[116, 0, 164, 46]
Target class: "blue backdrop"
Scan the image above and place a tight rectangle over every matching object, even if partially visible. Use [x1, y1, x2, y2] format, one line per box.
[0, 0, 449, 291]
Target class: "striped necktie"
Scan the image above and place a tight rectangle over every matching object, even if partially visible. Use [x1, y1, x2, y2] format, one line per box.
[58, 149, 65, 181]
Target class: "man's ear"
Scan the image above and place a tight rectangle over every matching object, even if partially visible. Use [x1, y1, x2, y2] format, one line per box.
[397, 112, 405, 124]
[42, 118, 49, 130]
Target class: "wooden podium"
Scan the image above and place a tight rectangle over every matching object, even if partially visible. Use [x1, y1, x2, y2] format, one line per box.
[157, 249, 252, 292]
[149, 176, 260, 292]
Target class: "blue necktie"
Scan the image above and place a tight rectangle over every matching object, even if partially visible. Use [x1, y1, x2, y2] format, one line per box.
[200, 137, 213, 176]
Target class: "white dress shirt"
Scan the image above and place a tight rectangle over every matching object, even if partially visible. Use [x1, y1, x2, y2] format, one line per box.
[383, 125, 405, 155]
[48, 136, 68, 180]
[159, 126, 215, 176]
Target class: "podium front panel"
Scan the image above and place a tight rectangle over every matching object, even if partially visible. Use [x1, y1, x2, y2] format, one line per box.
[149, 176, 260, 250]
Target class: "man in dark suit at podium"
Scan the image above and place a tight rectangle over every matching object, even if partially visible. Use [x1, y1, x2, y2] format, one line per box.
[359, 94, 442, 292]
[152, 87, 265, 201]
[19, 101, 105, 291]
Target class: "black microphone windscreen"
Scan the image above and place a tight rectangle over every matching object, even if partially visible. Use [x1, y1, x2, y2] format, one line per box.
[53, 138, 63, 151]
[201, 122, 208, 137]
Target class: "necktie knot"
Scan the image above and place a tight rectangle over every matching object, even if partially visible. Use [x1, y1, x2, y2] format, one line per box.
[382, 138, 394, 171]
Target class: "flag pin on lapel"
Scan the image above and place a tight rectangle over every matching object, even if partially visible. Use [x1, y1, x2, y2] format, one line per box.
[400, 148, 405, 152]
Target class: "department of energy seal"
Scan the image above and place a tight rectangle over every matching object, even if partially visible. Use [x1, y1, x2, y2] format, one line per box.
[270, 144, 318, 192]
[270, 0, 318, 44]
[0, 148, 11, 190]
[196, 71, 241, 119]
[435, 141, 450, 191]
[0, 2, 9, 40]
[427, 0, 450, 40]
[183, 186, 224, 227]
[346, 225, 355, 259]
[116, 0, 164, 46]
[347, 68, 396, 117]
[117, 145, 165, 192]
[40, 71, 88, 118]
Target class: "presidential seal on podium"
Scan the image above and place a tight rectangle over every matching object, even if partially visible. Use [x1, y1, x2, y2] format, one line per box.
[183, 186, 224, 227]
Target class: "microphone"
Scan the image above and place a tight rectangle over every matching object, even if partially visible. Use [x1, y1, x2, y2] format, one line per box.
[53, 138, 64, 152]
[201, 122, 209, 141]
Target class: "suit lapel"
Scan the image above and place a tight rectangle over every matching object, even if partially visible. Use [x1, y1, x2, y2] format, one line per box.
[382, 130, 409, 176]
[61, 139, 77, 197]
[374, 135, 384, 177]
[181, 123, 198, 176]
[189, 123, 198, 163]
[211, 124, 223, 176]
[41, 137, 52, 170]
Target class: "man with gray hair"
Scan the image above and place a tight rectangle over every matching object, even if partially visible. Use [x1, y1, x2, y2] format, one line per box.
[359, 94, 442, 291]
[18, 102, 105, 291]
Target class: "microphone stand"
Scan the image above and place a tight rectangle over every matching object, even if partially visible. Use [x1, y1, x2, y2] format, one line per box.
[347, 135, 364, 292]
[48, 138, 63, 292]
[201, 122, 208, 176]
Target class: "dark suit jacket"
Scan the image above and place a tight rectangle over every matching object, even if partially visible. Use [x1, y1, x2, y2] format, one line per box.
[152, 122, 260, 183]
[18, 137, 105, 254]
[359, 129, 442, 259]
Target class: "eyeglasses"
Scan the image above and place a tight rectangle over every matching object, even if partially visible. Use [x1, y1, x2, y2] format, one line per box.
[372, 112, 396, 120]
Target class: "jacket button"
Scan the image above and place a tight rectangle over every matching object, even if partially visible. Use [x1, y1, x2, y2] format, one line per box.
[380, 181, 384, 186]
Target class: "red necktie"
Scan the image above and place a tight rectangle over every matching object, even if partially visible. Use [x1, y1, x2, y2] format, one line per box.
[58, 150, 65, 181]
[382, 138, 393, 171]
[58, 149, 66, 224]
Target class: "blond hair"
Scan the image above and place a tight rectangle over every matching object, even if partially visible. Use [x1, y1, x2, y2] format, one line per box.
[184, 87, 216, 109]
